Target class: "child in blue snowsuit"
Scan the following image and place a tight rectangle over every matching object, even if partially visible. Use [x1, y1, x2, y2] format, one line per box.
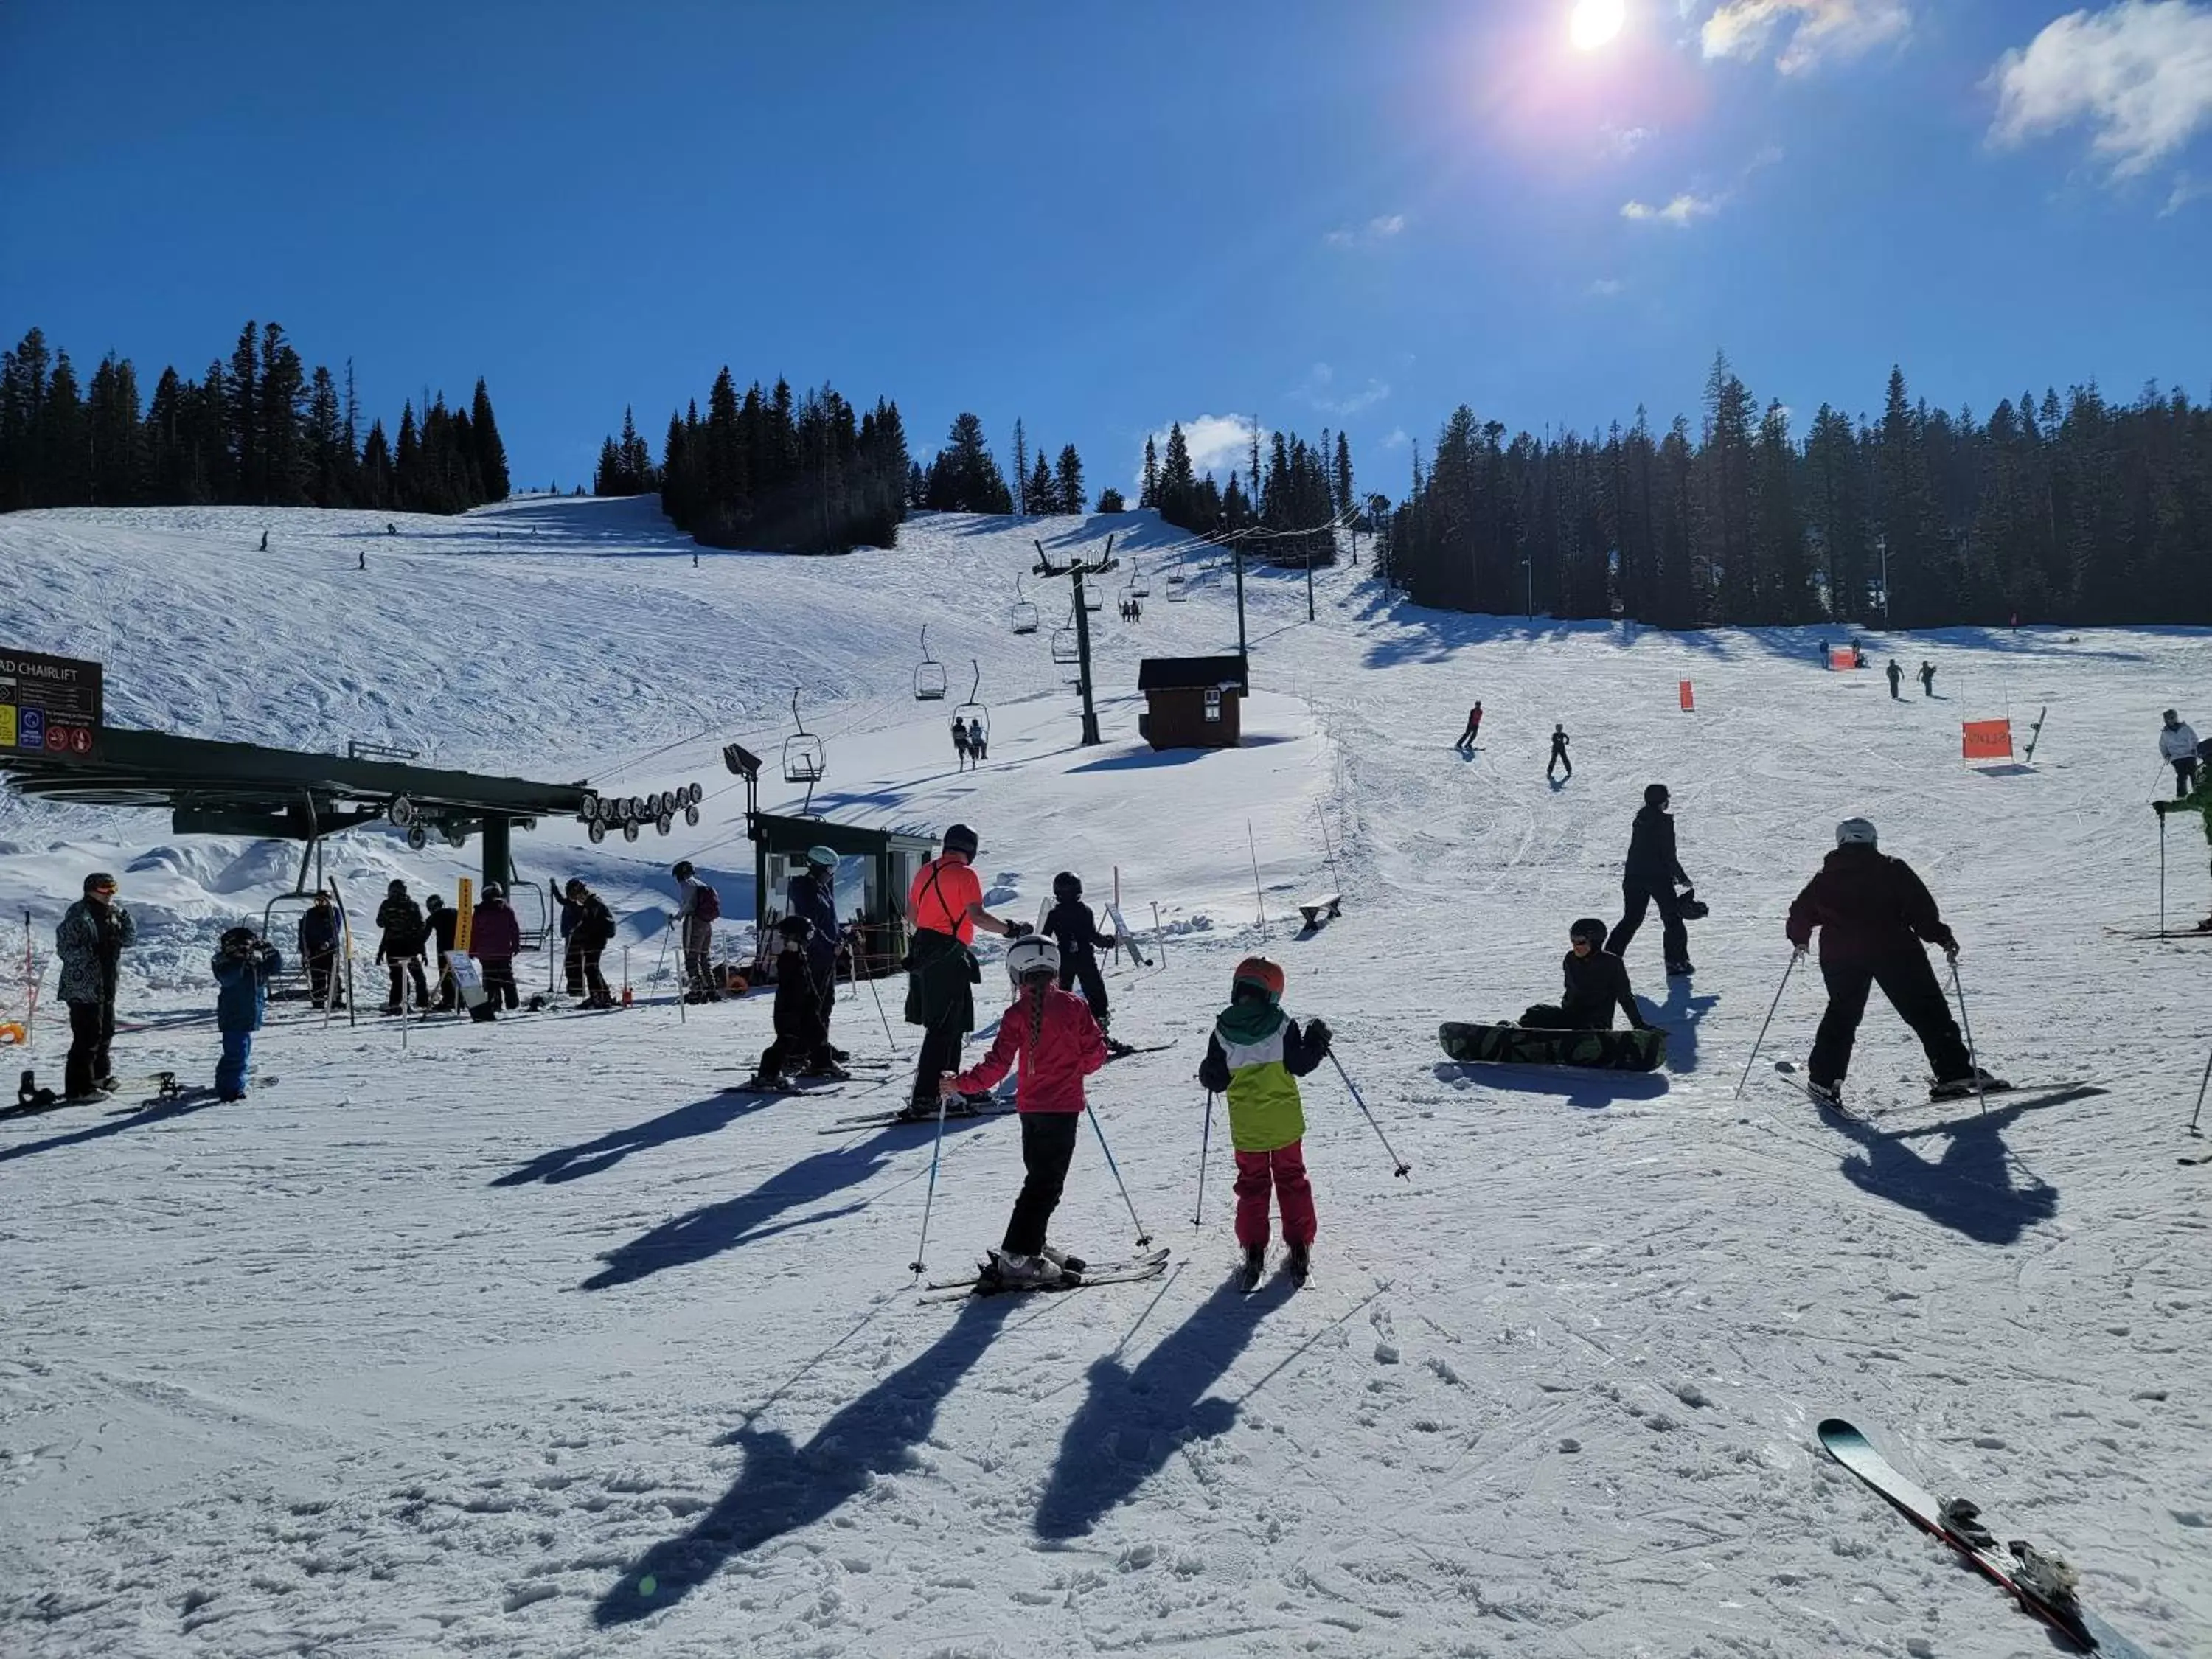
[212, 925, 281, 1100]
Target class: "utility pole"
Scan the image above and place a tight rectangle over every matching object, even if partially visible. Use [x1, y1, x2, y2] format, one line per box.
[1231, 529, 1248, 661]
[1035, 535, 1119, 746]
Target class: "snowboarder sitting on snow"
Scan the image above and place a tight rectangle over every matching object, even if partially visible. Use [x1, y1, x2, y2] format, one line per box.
[749, 917, 843, 1089]
[1606, 782, 1695, 976]
[423, 894, 460, 1009]
[1197, 955, 1332, 1290]
[1042, 872, 1123, 1048]
[942, 936, 1107, 1290]
[1785, 818, 2003, 1109]
[375, 879, 434, 1012]
[1523, 919, 1651, 1032]
[2159, 709, 2200, 798]
[2152, 773, 2212, 933]
[471, 884, 524, 1016]
[211, 926, 282, 1101]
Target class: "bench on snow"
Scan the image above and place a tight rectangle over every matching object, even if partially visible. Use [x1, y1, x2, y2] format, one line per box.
[1297, 894, 1342, 928]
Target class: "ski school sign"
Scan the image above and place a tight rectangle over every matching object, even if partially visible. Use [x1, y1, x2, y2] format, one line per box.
[1961, 718, 2014, 761]
[0, 650, 102, 757]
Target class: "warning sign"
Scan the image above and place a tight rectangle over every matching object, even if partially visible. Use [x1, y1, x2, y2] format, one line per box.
[0, 650, 102, 757]
[1829, 648, 1856, 671]
[1961, 719, 2014, 761]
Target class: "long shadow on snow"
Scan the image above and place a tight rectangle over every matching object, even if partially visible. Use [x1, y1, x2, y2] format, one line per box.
[581, 1115, 995, 1290]
[1033, 1274, 1289, 1540]
[1655, 980, 1718, 1074]
[1824, 1104, 2057, 1246]
[492, 1088, 782, 1187]
[0, 1093, 223, 1167]
[1433, 1060, 1669, 1110]
[1066, 732, 1297, 774]
[593, 1295, 1018, 1625]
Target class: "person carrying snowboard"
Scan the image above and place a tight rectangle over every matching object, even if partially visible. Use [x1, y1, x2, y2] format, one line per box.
[900, 822, 1031, 1121]
[672, 860, 720, 1001]
[1885, 658, 1903, 700]
[1455, 701, 1484, 753]
[1547, 723, 1571, 782]
[787, 846, 846, 1064]
[423, 894, 460, 1009]
[1917, 660, 1936, 698]
[743, 917, 842, 1090]
[1605, 782, 1695, 975]
[1197, 956, 1332, 1290]
[375, 879, 433, 1012]
[1785, 818, 2003, 1109]
[2159, 709, 2200, 798]
[1524, 919, 1651, 1032]
[941, 936, 1107, 1290]
[471, 883, 524, 1015]
[1042, 872, 1124, 1051]
[211, 926, 281, 1101]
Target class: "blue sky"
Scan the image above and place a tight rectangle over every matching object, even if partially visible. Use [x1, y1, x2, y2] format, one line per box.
[4, 0, 2208, 500]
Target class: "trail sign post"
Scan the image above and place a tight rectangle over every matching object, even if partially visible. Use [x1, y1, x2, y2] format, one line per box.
[0, 650, 102, 757]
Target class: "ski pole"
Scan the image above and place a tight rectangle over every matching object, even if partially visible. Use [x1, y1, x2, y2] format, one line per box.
[1087, 1104, 1153, 1247]
[1192, 1091, 1215, 1231]
[2188, 1043, 2212, 1138]
[908, 1085, 951, 1277]
[1734, 950, 1799, 1099]
[2160, 810, 2168, 938]
[860, 931, 900, 1057]
[1948, 954, 1988, 1119]
[1328, 1051, 1410, 1178]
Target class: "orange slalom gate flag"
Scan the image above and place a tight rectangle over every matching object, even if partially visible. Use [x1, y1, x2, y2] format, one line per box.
[1679, 680, 1695, 712]
[1829, 648, 1856, 670]
[1961, 719, 2014, 761]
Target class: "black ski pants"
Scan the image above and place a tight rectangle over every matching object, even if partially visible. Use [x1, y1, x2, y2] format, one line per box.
[1455, 717, 1480, 749]
[1060, 950, 1109, 1031]
[66, 998, 115, 1096]
[1607, 881, 1687, 966]
[1002, 1110, 1081, 1257]
[481, 956, 520, 1010]
[385, 956, 431, 1009]
[1548, 748, 1571, 780]
[1809, 950, 1970, 1088]
[911, 1015, 967, 1111]
[306, 948, 342, 1008]
[2173, 757, 2199, 799]
[1518, 1001, 1614, 1031]
[566, 945, 609, 1003]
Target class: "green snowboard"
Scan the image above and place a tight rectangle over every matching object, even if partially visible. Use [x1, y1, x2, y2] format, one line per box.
[1438, 1021, 1666, 1072]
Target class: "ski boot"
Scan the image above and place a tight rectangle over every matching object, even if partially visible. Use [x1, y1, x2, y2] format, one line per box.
[1929, 1067, 2010, 1101]
[1286, 1242, 1311, 1287]
[15, 1070, 55, 1112]
[1040, 1242, 1088, 1277]
[1239, 1245, 1266, 1293]
[982, 1250, 1062, 1290]
[895, 1099, 939, 1124]
[799, 1061, 852, 1082]
[1665, 960, 1694, 978]
[1805, 1077, 1846, 1113]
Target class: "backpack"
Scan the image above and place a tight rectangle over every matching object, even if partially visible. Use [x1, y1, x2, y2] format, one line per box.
[694, 882, 722, 922]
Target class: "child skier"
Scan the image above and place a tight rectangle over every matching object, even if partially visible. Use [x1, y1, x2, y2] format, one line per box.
[1521, 919, 1652, 1031]
[942, 936, 1107, 1290]
[1197, 956, 1332, 1290]
[743, 917, 844, 1090]
[1041, 872, 1125, 1051]
[212, 925, 282, 1101]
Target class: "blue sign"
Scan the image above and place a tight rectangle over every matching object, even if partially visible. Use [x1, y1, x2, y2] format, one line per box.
[18, 708, 43, 750]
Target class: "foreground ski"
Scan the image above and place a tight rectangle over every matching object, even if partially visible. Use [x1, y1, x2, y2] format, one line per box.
[1818, 1419, 2151, 1657]
[920, 1246, 1169, 1302]
[1103, 1040, 1174, 1063]
[1773, 1060, 1860, 1119]
[818, 1102, 1014, 1134]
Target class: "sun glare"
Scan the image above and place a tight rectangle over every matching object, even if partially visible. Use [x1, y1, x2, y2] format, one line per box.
[1570, 0, 1625, 52]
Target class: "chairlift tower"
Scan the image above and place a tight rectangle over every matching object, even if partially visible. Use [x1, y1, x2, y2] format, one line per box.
[1034, 535, 1119, 747]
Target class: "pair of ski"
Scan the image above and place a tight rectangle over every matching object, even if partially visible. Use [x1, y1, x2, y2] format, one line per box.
[1773, 1062, 2101, 1121]
[818, 1099, 1014, 1133]
[919, 1245, 1170, 1303]
[1821, 1419, 2149, 1655]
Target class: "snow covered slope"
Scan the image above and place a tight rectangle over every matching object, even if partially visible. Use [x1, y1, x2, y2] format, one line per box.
[2, 498, 2209, 1657]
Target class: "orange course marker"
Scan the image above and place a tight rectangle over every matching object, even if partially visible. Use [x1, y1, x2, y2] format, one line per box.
[1829, 648, 1856, 671]
[1961, 719, 2014, 761]
[1679, 680, 1695, 712]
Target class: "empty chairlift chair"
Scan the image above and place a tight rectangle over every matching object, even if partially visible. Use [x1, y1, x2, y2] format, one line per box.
[1129, 559, 1151, 599]
[1009, 571, 1040, 635]
[782, 687, 826, 785]
[1165, 571, 1189, 603]
[913, 626, 948, 701]
[1080, 580, 1104, 613]
[1049, 618, 1080, 665]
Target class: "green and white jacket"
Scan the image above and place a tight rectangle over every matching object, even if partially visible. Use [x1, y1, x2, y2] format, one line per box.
[1198, 997, 1329, 1153]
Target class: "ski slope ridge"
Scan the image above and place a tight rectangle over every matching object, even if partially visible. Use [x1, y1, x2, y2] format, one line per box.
[0, 497, 2208, 1656]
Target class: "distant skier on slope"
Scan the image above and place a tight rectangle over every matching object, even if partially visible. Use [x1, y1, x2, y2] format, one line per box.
[1547, 723, 1571, 782]
[1455, 701, 1483, 753]
[1885, 659, 1903, 700]
[1042, 872, 1122, 1050]
[2158, 709, 2200, 797]
[1197, 955, 1332, 1290]
[1520, 919, 1652, 1032]
[942, 936, 1107, 1290]
[1604, 784, 1694, 976]
[1918, 660, 1936, 697]
[1785, 818, 2003, 1109]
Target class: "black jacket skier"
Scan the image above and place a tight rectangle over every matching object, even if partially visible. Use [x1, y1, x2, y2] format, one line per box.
[375, 886, 431, 1011]
[755, 919, 835, 1083]
[1606, 786, 1694, 973]
[1547, 725, 1571, 781]
[1043, 878, 1118, 1037]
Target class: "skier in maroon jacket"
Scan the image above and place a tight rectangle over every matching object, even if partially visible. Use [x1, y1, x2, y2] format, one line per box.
[1785, 818, 2004, 1109]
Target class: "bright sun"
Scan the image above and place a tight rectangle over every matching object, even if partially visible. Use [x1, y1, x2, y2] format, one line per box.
[1570, 0, 1625, 51]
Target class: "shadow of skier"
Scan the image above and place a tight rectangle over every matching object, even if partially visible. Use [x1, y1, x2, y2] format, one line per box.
[1828, 1105, 2058, 1245]
[490, 1088, 781, 1186]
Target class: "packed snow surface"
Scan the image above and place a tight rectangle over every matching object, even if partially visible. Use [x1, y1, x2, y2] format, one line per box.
[1, 496, 2208, 1657]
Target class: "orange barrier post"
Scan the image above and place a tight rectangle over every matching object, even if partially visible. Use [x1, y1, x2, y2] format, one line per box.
[1829, 648, 1856, 671]
[1961, 719, 2014, 762]
[1679, 680, 1695, 712]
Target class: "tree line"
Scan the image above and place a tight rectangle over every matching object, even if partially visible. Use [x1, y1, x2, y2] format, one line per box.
[0, 324, 509, 515]
[1378, 354, 2212, 629]
[594, 372, 908, 554]
[1138, 422, 1355, 566]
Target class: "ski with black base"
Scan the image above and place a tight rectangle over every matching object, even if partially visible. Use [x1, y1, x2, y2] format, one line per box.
[135, 1076, 276, 1108]
[818, 1101, 1014, 1134]
[920, 1246, 1169, 1302]
[1103, 1040, 1174, 1063]
[1772, 1060, 1859, 1119]
[1818, 1418, 2152, 1657]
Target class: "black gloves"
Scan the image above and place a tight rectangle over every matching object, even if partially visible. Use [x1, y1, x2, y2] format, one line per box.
[1304, 1017, 1333, 1053]
[1005, 921, 1034, 940]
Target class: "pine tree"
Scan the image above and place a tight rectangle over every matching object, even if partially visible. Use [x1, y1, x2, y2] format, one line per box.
[1097, 486, 1126, 512]
[229, 321, 260, 502]
[1011, 418, 1029, 514]
[1028, 450, 1057, 515]
[470, 378, 509, 501]
[1056, 445, 1083, 518]
[394, 400, 422, 509]
[1139, 435, 1159, 509]
[1157, 422, 1200, 530]
[1333, 431, 1354, 519]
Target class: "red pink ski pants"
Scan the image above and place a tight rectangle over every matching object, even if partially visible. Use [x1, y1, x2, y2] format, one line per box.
[1234, 1141, 1316, 1249]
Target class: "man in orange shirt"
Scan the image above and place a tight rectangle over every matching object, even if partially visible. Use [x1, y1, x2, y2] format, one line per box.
[901, 822, 1031, 1119]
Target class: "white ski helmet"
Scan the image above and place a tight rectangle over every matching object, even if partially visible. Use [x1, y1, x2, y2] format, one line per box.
[1836, 817, 1878, 847]
[1004, 936, 1061, 984]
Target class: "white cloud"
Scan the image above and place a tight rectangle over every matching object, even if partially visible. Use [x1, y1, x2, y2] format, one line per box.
[1989, 1, 2212, 181]
[1136, 414, 1264, 488]
[1324, 212, 1408, 248]
[1587, 276, 1628, 296]
[1701, 0, 1912, 74]
[1380, 428, 1411, 450]
[2166, 170, 2211, 212]
[1601, 123, 1654, 157]
[1621, 191, 1724, 224]
[1293, 362, 1392, 416]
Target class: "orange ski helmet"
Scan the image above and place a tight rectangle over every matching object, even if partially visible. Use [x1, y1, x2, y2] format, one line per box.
[1232, 955, 1285, 1001]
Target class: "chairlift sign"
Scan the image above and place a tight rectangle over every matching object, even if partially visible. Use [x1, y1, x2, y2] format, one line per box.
[0, 650, 102, 756]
